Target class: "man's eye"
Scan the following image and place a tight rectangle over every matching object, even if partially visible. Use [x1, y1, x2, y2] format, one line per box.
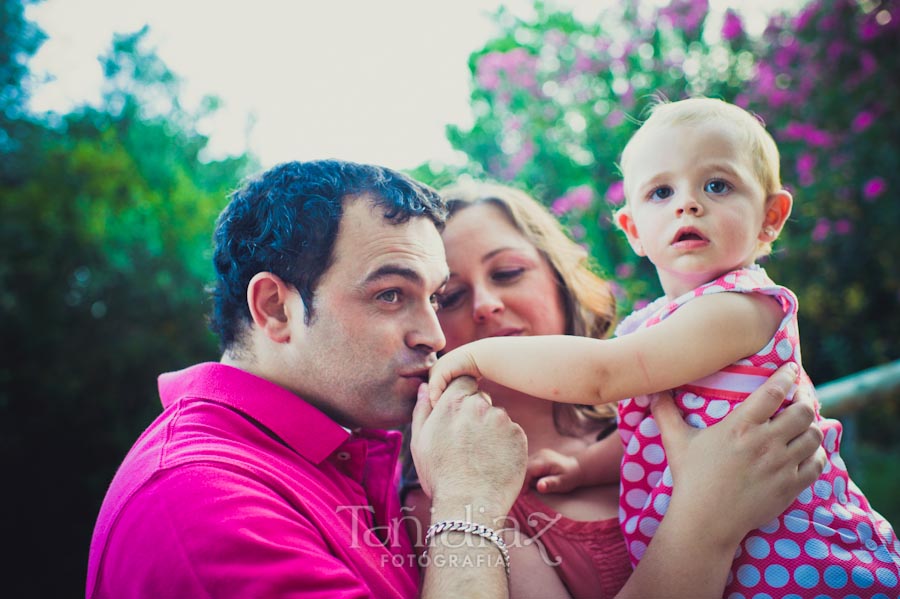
[705, 179, 731, 194]
[649, 186, 674, 201]
[378, 290, 400, 303]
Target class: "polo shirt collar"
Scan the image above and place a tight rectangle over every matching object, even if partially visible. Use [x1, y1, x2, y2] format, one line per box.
[158, 362, 350, 464]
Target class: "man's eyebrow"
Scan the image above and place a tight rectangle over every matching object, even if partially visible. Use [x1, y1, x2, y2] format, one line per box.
[364, 264, 424, 285]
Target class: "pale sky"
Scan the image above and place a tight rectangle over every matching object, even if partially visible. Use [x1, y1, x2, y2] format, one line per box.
[25, 0, 796, 172]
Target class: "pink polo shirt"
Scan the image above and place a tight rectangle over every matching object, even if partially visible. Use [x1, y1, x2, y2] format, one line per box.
[87, 362, 419, 598]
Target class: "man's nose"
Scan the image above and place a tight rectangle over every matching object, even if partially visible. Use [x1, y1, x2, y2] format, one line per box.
[406, 303, 446, 354]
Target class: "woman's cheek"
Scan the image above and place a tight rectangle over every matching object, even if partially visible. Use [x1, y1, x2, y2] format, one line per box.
[437, 316, 471, 352]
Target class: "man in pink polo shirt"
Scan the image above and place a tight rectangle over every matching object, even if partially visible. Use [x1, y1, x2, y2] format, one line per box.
[86, 160, 528, 598]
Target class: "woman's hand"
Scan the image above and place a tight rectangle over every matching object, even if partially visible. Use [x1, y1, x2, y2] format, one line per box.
[652, 363, 826, 549]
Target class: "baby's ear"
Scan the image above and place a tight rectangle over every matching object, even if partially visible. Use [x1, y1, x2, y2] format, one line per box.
[760, 190, 793, 241]
[615, 208, 646, 257]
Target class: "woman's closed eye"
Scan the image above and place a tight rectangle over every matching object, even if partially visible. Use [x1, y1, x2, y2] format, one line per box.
[491, 267, 525, 283]
[435, 288, 465, 311]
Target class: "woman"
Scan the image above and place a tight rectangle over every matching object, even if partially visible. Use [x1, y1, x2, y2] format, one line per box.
[403, 181, 824, 598]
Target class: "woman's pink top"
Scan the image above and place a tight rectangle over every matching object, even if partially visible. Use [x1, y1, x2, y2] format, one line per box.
[508, 491, 631, 599]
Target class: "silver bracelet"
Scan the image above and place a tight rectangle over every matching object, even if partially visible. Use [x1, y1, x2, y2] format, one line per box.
[423, 519, 510, 578]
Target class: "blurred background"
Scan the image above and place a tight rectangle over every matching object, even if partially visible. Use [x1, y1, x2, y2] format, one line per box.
[2, 0, 897, 595]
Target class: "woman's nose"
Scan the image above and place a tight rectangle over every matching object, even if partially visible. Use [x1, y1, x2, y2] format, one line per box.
[472, 288, 504, 323]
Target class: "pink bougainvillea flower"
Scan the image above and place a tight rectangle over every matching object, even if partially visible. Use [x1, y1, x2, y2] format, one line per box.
[852, 111, 875, 133]
[569, 185, 594, 209]
[805, 129, 832, 147]
[863, 177, 887, 200]
[783, 121, 809, 141]
[615, 263, 634, 279]
[551, 185, 594, 216]
[796, 153, 817, 187]
[834, 219, 852, 235]
[811, 218, 831, 242]
[860, 17, 880, 40]
[605, 110, 625, 128]
[605, 180, 625, 205]
[721, 9, 744, 41]
[475, 49, 539, 93]
[502, 140, 535, 181]
[793, 0, 820, 31]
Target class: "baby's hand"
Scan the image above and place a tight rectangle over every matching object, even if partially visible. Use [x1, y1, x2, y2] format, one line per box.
[526, 448, 587, 494]
[427, 346, 482, 407]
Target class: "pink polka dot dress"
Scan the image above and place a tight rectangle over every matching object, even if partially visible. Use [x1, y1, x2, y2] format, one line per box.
[615, 265, 900, 598]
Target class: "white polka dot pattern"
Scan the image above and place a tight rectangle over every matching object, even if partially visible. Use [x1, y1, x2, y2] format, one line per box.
[616, 266, 900, 596]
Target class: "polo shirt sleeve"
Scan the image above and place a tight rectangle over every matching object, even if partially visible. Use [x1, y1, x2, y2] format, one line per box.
[92, 463, 377, 599]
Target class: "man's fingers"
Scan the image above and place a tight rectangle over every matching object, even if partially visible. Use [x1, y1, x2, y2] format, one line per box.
[739, 363, 799, 424]
[786, 424, 825, 465]
[442, 376, 479, 404]
[651, 391, 687, 455]
[797, 445, 828, 488]
[769, 395, 817, 441]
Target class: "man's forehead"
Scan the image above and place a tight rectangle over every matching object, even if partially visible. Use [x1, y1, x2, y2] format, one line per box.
[332, 200, 448, 284]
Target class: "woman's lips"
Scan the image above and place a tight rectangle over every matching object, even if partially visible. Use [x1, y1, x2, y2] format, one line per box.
[486, 327, 524, 337]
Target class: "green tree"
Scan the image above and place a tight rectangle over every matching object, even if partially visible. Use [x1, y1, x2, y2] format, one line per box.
[0, 24, 254, 595]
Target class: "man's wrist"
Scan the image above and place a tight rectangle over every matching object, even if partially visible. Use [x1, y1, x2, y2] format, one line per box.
[430, 496, 509, 528]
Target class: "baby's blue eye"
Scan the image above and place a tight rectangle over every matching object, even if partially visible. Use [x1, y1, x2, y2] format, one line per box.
[704, 179, 731, 194]
[650, 186, 674, 201]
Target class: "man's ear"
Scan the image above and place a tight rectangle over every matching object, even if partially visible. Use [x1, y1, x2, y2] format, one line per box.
[246, 272, 301, 344]
[615, 208, 646, 257]
[760, 190, 793, 241]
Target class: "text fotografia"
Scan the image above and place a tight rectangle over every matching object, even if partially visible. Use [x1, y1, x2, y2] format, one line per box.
[382, 552, 505, 569]
[336, 504, 563, 567]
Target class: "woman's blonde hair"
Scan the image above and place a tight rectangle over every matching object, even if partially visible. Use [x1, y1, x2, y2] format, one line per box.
[439, 181, 618, 424]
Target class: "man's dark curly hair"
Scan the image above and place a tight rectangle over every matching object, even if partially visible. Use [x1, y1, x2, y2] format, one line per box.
[209, 159, 447, 350]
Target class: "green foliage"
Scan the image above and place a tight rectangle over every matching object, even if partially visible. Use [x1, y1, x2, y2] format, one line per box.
[0, 24, 254, 595]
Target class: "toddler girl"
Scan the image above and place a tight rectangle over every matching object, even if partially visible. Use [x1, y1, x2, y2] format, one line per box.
[429, 98, 900, 597]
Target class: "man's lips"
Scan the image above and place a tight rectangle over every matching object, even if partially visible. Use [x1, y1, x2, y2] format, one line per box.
[399, 368, 431, 383]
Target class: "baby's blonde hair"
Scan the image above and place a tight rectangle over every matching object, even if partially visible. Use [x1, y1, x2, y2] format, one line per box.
[621, 97, 782, 197]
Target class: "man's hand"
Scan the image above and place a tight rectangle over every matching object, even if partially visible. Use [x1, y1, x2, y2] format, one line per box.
[653, 363, 826, 548]
[411, 377, 526, 520]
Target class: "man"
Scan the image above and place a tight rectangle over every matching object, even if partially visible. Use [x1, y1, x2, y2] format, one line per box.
[87, 159, 823, 598]
[86, 160, 527, 598]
